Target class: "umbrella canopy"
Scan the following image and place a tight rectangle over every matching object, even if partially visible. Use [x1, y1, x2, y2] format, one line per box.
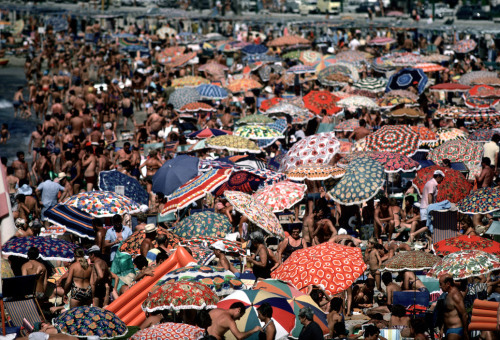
[459, 71, 498, 86]
[119, 228, 183, 256]
[227, 78, 262, 93]
[252, 181, 307, 213]
[368, 37, 396, 45]
[196, 84, 229, 100]
[352, 77, 387, 93]
[213, 171, 268, 196]
[434, 235, 500, 257]
[340, 152, 420, 173]
[45, 204, 94, 239]
[259, 97, 285, 112]
[299, 50, 323, 65]
[279, 132, 340, 172]
[411, 126, 438, 145]
[336, 50, 367, 65]
[469, 129, 495, 142]
[183, 236, 244, 256]
[219, 154, 268, 170]
[199, 62, 229, 74]
[161, 169, 232, 216]
[412, 165, 473, 204]
[173, 211, 233, 239]
[53, 306, 127, 339]
[205, 135, 261, 154]
[386, 68, 428, 94]
[317, 65, 353, 86]
[287, 65, 316, 74]
[313, 55, 338, 72]
[2, 236, 78, 262]
[428, 139, 483, 177]
[386, 108, 425, 119]
[457, 187, 500, 214]
[168, 87, 202, 110]
[464, 85, 500, 109]
[414, 63, 447, 73]
[241, 44, 268, 55]
[285, 164, 346, 181]
[225, 191, 284, 238]
[156, 265, 243, 297]
[172, 76, 209, 88]
[430, 83, 471, 92]
[427, 250, 500, 279]
[162, 52, 197, 68]
[265, 103, 309, 116]
[187, 128, 228, 139]
[98, 170, 148, 205]
[152, 155, 199, 196]
[329, 157, 384, 206]
[272, 242, 366, 296]
[142, 280, 219, 312]
[234, 125, 284, 140]
[63, 191, 140, 217]
[268, 35, 310, 47]
[303, 90, 342, 115]
[238, 115, 274, 125]
[382, 251, 440, 271]
[453, 39, 477, 53]
[179, 102, 216, 113]
[334, 119, 365, 132]
[337, 96, 379, 111]
[130, 323, 204, 340]
[365, 125, 419, 157]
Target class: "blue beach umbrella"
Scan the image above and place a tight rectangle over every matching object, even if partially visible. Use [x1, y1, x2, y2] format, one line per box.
[45, 204, 94, 239]
[152, 155, 199, 195]
[98, 169, 148, 205]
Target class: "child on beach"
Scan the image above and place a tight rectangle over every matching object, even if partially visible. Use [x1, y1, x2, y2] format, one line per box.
[1, 123, 10, 144]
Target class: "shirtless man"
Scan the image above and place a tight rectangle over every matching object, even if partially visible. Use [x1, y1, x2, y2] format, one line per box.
[439, 275, 468, 340]
[70, 110, 84, 138]
[211, 241, 239, 276]
[308, 207, 336, 245]
[221, 108, 234, 130]
[65, 248, 92, 308]
[207, 302, 261, 340]
[327, 298, 344, 339]
[92, 218, 106, 251]
[374, 197, 395, 242]
[140, 149, 163, 192]
[367, 243, 384, 291]
[475, 157, 494, 188]
[21, 247, 47, 299]
[146, 111, 164, 135]
[88, 246, 114, 307]
[12, 151, 29, 183]
[13, 86, 28, 118]
[114, 142, 133, 166]
[367, 272, 402, 316]
[140, 224, 157, 258]
[82, 146, 97, 191]
[88, 123, 102, 143]
[348, 119, 371, 141]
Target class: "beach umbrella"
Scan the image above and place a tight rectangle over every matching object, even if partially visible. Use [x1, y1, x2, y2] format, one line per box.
[352, 77, 387, 92]
[158, 46, 185, 57]
[287, 65, 316, 74]
[303, 90, 342, 115]
[173, 211, 233, 239]
[464, 85, 500, 109]
[172, 76, 209, 88]
[238, 114, 274, 125]
[279, 132, 340, 172]
[378, 91, 418, 108]
[206, 135, 261, 153]
[242, 44, 268, 55]
[285, 164, 346, 181]
[224, 191, 284, 238]
[199, 62, 229, 74]
[120, 228, 183, 256]
[339, 140, 353, 154]
[196, 84, 229, 100]
[214, 170, 273, 196]
[382, 251, 440, 271]
[63, 191, 140, 217]
[258, 64, 284, 82]
[268, 35, 310, 47]
[218, 167, 285, 187]
[428, 139, 482, 176]
[227, 78, 262, 93]
[53, 306, 127, 339]
[168, 87, 202, 110]
[313, 55, 337, 72]
[98, 170, 148, 205]
[234, 125, 284, 140]
[265, 103, 308, 116]
[368, 37, 396, 45]
[385, 108, 425, 119]
[282, 50, 301, 59]
[142, 281, 219, 312]
[422, 54, 450, 63]
[459, 71, 497, 86]
[299, 50, 323, 65]
[337, 96, 379, 111]
[365, 125, 419, 157]
[334, 119, 363, 132]
[335, 50, 367, 65]
[161, 169, 232, 216]
[179, 102, 216, 113]
[152, 155, 199, 196]
[272, 242, 366, 296]
[252, 181, 307, 213]
[45, 204, 94, 239]
[453, 39, 477, 53]
[130, 323, 204, 340]
[329, 157, 384, 206]
[218, 290, 296, 340]
[156, 265, 243, 297]
[430, 83, 471, 92]
[469, 129, 495, 142]
[427, 250, 500, 279]
[183, 236, 244, 256]
[219, 154, 267, 170]
[457, 187, 500, 214]
[414, 63, 447, 73]
[340, 152, 420, 173]
[242, 54, 281, 64]
[386, 68, 428, 94]
[434, 235, 500, 257]
[317, 63, 358, 86]
[162, 52, 197, 68]
[427, 128, 469, 148]
[187, 128, 228, 139]
[2, 236, 78, 262]
[259, 97, 285, 112]
[412, 165, 473, 204]
[411, 126, 438, 145]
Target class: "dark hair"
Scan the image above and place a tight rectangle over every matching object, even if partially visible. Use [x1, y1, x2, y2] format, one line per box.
[482, 157, 491, 166]
[27, 247, 39, 260]
[363, 325, 380, 337]
[334, 321, 348, 336]
[359, 119, 366, 127]
[443, 276, 454, 286]
[492, 134, 500, 143]
[230, 302, 246, 315]
[310, 289, 323, 305]
[16, 194, 26, 203]
[330, 297, 343, 313]
[92, 218, 103, 228]
[133, 255, 148, 270]
[112, 214, 123, 226]
[382, 272, 393, 285]
[257, 302, 273, 318]
[391, 304, 406, 318]
[195, 309, 212, 330]
[410, 318, 428, 335]
[156, 252, 168, 264]
[379, 196, 389, 205]
[137, 213, 147, 223]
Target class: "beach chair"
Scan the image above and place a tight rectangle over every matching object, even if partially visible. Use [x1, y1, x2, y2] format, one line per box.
[2, 275, 45, 336]
[430, 209, 458, 244]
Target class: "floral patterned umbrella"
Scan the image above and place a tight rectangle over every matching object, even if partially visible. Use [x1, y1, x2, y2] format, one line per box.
[130, 323, 204, 340]
[53, 306, 127, 339]
[3, 236, 79, 262]
[382, 251, 440, 271]
[161, 169, 233, 216]
[196, 84, 229, 100]
[434, 235, 500, 257]
[172, 76, 209, 88]
[179, 102, 216, 113]
[213, 171, 268, 196]
[469, 129, 495, 142]
[410, 126, 438, 145]
[199, 62, 229, 74]
[172, 211, 233, 239]
[224, 191, 284, 238]
[227, 78, 262, 93]
[265, 103, 309, 116]
[183, 236, 244, 256]
[238, 114, 274, 125]
[422, 54, 450, 63]
[268, 35, 310, 47]
[337, 96, 379, 111]
[234, 125, 284, 140]
[252, 181, 307, 213]
[142, 280, 219, 312]
[120, 228, 183, 256]
[412, 165, 473, 204]
[98, 170, 148, 206]
[285, 164, 346, 181]
[329, 157, 384, 206]
[386, 108, 425, 119]
[365, 125, 419, 157]
[259, 97, 285, 112]
[272, 242, 366, 296]
[303, 90, 342, 116]
[368, 37, 396, 45]
[156, 265, 244, 296]
[453, 39, 477, 53]
[334, 119, 366, 132]
[386, 68, 428, 94]
[352, 77, 387, 92]
[299, 50, 323, 65]
[427, 250, 500, 279]
[335, 50, 367, 65]
[168, 87, 202, 110]
[457, 187, 500, 214]
[63, 191, 140, 217]
[279, 132, 340, 172]
[340, 152, 420, 173]
[464, 85, 500, 109]
[428, 139, 483, 177]
[205, 135, 261, 153]
[426, 128, 469, 148]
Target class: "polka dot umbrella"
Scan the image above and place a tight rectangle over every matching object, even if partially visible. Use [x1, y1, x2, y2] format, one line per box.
[365, 125, 420, 157]
[271, 242, 366, 296]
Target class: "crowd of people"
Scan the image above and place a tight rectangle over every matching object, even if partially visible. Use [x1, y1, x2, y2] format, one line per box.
[2, 8, 500, 340]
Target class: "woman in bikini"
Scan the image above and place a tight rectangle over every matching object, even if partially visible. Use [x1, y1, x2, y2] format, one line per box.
[64, 248, 92, 308]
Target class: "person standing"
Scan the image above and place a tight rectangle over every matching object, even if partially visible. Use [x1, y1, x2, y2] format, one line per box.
[257, 302, 276, 340]
[483, 134, 500, 174]
[298, 307, 324, 340]
[104, 214, 133, 262]
[475, 158, 494, 188]
[439, 275, 468, 340]
[36, 173, 65, 224]
[207, 302, 261, 340]
[65, 248, 92, 308]
[420, 170, 445, 224]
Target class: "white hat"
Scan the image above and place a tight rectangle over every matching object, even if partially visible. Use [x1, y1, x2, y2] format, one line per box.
[17, 184, 32, 196]
[105, 122, 113, 129]
[338, 228, 348, 235]
[140, 204, 149, 213]
[264, 86, 273, 93]
[145, 223, 157, 233]
[433, 170, 445, 177]
[211, 240, 226, 252]
[15, 218, 26, 226]
[414, 202, 421, 208]
[58, 172, 67, 179]
[88, 245, 101, 254]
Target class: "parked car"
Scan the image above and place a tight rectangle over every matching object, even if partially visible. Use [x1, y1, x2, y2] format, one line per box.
[456, 5, 491, 20]
[300, 0, 318, 14]
[285, 0, 301, 13]
[424, 3, 454, 18]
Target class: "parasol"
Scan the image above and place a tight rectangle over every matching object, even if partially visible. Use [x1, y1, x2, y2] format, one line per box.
[172, 211, 233, 239]
[98, 169, 148, 205]
[205, 135, 261, 153]
[62, 191, 140, 217]
[252, 180, 307, 212]
[386, 68, 428, 94]
[365, 125, 420, 157]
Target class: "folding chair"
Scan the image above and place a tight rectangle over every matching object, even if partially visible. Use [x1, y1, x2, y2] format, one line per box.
[2, 275, 45, 336]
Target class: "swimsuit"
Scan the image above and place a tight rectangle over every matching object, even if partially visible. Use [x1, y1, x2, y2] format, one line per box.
[445, 327, 463, 336]
[70, 283, 92, 302]
[282, 238, 304, 263]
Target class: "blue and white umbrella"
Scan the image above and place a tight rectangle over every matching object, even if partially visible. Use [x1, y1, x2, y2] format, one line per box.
[196, 84, 228, 100]
[98, 170, 148, 205]
[386, 68, 428, 94]
[286, 65, 316, 74]
[241, 44, 268, 55]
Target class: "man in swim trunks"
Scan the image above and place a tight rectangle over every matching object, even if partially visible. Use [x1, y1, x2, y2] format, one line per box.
[439, 274, 468, 340]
